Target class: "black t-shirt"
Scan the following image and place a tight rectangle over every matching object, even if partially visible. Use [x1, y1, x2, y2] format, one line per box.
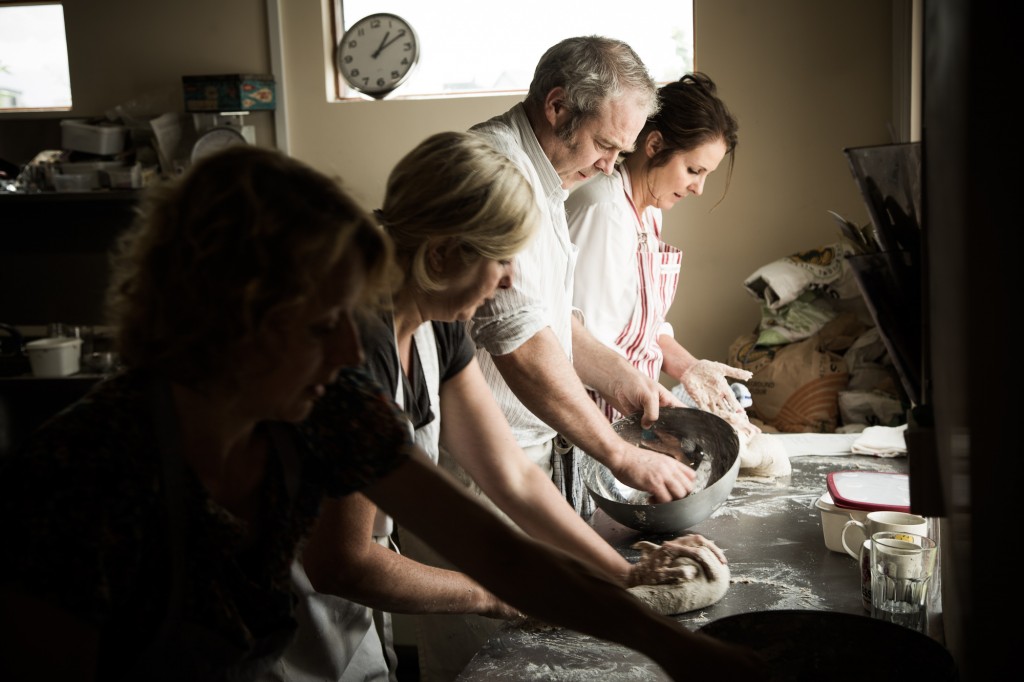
[357, 311, 475, 430]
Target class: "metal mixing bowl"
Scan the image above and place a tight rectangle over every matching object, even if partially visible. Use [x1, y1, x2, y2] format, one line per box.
[581, 407, 740, 533]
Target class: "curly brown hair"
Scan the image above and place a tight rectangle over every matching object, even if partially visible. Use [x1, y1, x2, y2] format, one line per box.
[106, 145, 394, 388]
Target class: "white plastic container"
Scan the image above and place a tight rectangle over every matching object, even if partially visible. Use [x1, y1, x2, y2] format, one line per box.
[816, 492, 868, 553]
[26, 337, 83, 377]
[60, 119, 127, 156]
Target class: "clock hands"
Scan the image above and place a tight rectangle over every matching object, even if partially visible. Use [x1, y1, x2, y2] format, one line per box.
[372, 31, 390, 58]
[339, 14, 418, 96]
[371, 29, 406, 58]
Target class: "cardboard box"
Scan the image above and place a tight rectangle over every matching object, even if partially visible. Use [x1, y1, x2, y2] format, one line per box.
[182, 74, 276, 112]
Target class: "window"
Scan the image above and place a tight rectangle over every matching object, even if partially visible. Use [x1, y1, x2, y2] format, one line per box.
[0, 1, 72, 111]
[331, 1, 693, 100]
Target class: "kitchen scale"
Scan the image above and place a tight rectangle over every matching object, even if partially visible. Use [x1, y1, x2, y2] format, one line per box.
[190, 112, 253, 163]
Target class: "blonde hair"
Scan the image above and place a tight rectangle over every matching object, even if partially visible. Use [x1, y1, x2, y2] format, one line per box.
[107, 145, 393, 387]
[377, 131, 540, 293]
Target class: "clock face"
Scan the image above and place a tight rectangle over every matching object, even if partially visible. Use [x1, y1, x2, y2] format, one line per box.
[337, 13, 420, 99]
[191, 126, 248, 163]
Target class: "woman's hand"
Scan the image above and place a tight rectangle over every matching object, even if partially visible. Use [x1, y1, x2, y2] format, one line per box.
[679, 360, 752, 416]
[627, 534, 728, 587]
[679, 360, 760, 442]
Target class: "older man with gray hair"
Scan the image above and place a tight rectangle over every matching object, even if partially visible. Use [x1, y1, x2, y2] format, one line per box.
[465, 36, 697, 516]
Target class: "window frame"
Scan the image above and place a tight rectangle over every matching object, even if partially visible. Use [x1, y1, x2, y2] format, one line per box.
[0, 0, 72, 114]
[329, 1, 694, 102]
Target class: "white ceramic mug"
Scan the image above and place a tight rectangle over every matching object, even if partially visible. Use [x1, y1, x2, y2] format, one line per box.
[841, 510, 927, 559]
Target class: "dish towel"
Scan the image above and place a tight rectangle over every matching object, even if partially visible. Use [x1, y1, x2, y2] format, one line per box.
[850, 424, 908, 457]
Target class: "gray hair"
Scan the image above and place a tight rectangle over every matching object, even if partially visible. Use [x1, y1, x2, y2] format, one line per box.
[525, 36, 660, 139]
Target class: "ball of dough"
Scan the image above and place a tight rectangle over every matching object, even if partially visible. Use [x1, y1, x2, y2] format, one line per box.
[738, 432, 791, 478]
[628, 556, 730, 615]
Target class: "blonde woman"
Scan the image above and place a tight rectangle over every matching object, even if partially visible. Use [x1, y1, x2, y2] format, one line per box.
[275, 132, 734, 682]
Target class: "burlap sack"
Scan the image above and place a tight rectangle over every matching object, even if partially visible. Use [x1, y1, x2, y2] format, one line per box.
[728, 315, 866, 433]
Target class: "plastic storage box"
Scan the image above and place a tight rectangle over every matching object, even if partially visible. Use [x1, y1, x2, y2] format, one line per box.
[182, 74, 276, 112]
[60, 119, 127, 156]
[26, 337, 82, 377]
[816, 492, 868, 553]
[817, 471, 911, 553]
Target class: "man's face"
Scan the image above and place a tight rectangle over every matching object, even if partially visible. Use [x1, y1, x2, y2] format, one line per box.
[547, 92, 649, 189]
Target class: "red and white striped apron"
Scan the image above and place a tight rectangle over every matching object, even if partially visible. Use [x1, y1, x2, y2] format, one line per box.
[591, 189, 682, 423]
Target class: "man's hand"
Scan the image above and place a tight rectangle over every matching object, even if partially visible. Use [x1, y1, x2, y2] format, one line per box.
[608, 444, 697, 503]
[601, 367, 685, 429]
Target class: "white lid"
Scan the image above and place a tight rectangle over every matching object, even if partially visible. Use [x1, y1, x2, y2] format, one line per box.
[826, 470, 910, 512]
[815, 491, 838, 511]
[26, 337, 82, 350]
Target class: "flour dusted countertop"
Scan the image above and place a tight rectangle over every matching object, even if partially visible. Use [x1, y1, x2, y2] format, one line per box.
[457, 453, 927, 681]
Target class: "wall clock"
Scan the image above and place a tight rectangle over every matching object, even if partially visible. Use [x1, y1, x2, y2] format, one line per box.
[336, 13, 420, 100]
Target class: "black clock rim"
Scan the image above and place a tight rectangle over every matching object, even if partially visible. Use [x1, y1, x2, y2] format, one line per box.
[337, 12, 420, 97]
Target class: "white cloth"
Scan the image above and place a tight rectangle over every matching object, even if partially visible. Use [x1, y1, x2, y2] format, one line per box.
[850, 423, 908, 457]
[467, 104, 575, 450]
[742, 242, 860, 311]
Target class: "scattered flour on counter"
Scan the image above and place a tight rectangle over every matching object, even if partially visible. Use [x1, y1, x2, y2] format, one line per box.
[461, 628, 669, 681]
[727, 561, 827, 611]
[517, 661, 663, 681]
[712, 456, 904, 521]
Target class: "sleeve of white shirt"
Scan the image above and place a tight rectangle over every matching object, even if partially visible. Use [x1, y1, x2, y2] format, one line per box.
[566, 179, 638, 356]
[468, 116, 552, 356]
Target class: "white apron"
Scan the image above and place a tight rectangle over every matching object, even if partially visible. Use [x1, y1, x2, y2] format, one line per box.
[589, 187, 682, 423]
[394, 323, 506, 682]
[259, 324, 441, 682]
[262, 559, 393, 682]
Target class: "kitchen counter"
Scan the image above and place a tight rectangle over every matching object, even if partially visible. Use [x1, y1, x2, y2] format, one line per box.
[0, 372, 104, 457]
[456, 449, 927, 681]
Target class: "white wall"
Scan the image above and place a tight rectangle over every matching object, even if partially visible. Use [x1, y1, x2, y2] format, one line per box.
[278, 0, 896, 378]
[0, 0, 898, 372]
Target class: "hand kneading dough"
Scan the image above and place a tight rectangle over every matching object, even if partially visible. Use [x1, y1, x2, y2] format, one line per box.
[627, 540, 731, 616]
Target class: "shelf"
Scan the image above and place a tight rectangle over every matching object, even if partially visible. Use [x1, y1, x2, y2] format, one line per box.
[1, 190, 142, 324]
[0, 189, 143, 204]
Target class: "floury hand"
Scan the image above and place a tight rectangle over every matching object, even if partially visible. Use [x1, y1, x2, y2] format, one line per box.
[372, 29, 406, 58]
